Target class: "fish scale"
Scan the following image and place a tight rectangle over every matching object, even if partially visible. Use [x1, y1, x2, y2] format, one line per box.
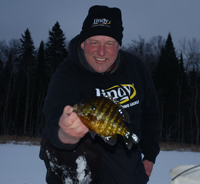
[100, 98, 120, 136]
[94, 97, 113, 135]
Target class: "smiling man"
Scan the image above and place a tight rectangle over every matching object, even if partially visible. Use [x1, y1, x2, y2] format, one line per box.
[81, 36, 120, 73]
[40, 5, 161, 184]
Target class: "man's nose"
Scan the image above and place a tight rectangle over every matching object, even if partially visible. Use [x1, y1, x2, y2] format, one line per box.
[97, 45, 106, 56]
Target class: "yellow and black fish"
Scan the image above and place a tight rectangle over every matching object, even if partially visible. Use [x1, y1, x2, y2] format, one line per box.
[73, 96, 139, 150]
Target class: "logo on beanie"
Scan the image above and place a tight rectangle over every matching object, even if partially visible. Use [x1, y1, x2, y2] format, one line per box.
[92, 18, 111, 27]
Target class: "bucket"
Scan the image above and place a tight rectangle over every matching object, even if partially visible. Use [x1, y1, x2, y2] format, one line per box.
[169, 165, 200, 184]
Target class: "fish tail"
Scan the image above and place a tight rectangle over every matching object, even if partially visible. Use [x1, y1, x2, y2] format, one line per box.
[123, 132, 139, 150]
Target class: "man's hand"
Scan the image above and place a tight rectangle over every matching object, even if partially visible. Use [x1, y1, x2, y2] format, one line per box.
[58, 105, 89, 144]
[143, 160, 154, 177]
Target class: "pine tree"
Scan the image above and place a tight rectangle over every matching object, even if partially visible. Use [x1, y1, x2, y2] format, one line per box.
[154, 33, 179, 99]
[188, 66, 200, 144]
[177, 53, 188, 142]
[34, 41, 47, 136]
[19, 29, 36, 67]
[0, 58, 3, 134]
[46, 21, 68, 79]
[17, 28, 36, 135]
[153, 33, 180, 141]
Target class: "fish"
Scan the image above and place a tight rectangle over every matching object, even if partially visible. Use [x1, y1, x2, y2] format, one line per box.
[73, 96, 139, 150]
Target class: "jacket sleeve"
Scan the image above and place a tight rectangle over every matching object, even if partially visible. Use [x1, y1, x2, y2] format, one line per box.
[42, 61, 84, 150]
[139, 64, 161, 164]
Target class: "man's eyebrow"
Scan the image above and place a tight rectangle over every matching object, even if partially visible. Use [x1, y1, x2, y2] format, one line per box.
[88, 39, 98, 42]
[107, 40, 117, 44]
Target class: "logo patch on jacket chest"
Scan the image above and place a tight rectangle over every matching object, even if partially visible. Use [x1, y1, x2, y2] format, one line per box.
[95, 84, 137, 106]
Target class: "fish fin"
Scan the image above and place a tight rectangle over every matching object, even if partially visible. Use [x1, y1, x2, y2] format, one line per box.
[101, 134, 118, 146]
[118, 108, 130, 123]
[131, 133, 140, 144]
[89, 130, 97, 139]
[123, 132, 140, 150]
[122, 109, 130, 123]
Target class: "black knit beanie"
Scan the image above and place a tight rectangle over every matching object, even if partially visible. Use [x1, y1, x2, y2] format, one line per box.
[79, 5, 124, 45]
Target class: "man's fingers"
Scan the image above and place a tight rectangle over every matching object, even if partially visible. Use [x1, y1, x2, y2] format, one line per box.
[67, 118, 89, 135]
[63, 105, 74, 116]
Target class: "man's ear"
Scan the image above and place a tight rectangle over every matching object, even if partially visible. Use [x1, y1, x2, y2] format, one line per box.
[81, 42, 84, 50]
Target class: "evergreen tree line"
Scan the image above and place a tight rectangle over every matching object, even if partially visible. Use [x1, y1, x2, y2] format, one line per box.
[0, 22, 200, 144]
[0, 22, 68, 136]
[122, 34, 200, 145]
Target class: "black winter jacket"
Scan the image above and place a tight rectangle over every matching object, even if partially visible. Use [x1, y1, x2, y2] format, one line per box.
[40, 35, 160, 184]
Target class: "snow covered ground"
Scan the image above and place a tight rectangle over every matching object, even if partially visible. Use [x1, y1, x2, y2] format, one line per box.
[0, 143, 199, 184]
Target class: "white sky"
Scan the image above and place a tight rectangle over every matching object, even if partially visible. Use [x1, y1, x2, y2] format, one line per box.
[0, 0, 200, 49]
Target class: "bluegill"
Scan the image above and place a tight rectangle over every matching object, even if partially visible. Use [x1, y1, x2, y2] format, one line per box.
[73, 96, 139, 150]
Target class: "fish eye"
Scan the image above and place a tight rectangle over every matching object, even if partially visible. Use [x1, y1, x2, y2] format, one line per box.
[91, 106, 96, 110]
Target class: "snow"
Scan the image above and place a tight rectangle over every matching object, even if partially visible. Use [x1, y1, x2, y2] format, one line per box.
[0, 143, 45, 184]
[0, 143, 199, 184]
[75, 156, 92, 184]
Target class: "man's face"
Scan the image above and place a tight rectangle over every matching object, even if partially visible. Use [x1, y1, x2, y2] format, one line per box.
[81, 35, 120, 73]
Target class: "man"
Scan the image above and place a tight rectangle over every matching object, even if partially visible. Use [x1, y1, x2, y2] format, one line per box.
[40, 5, 161, 184]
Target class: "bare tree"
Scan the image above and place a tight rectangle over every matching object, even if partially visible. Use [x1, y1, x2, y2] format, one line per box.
[0, 39, 20, 134]
[179, 38, 200, 144]
[178, 38, 200, 72]
[122, 35, 165, 72]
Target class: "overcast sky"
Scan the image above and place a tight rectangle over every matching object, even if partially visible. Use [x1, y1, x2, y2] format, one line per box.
[1, 0, 200, 49]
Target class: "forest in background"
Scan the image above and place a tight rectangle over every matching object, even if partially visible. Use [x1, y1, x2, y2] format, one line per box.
[0, 21, 200, 145]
